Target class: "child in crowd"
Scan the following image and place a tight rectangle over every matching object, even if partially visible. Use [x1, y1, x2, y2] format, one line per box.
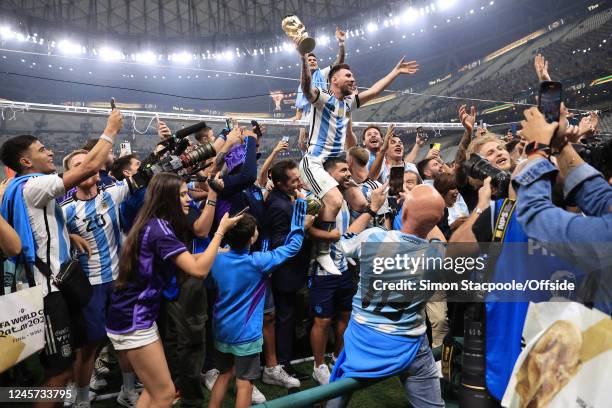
[207, 198, 307, 408]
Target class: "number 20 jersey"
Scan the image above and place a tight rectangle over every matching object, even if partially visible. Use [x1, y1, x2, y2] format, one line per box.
[61, 182, 130, 284]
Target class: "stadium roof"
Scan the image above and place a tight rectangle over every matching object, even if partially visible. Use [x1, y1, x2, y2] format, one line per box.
[0, 0, 390, 41]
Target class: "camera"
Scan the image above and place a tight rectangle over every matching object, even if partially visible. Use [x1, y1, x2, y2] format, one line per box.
[573, 135, 612, 179]
[463, 154, 511, 199]
[131, 121, 216, 189]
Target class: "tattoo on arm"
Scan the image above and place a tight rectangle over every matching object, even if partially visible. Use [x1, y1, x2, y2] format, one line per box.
[301, 55, 316, 102]
[455, 129, 472, 186]
[334, 43, 346, 66]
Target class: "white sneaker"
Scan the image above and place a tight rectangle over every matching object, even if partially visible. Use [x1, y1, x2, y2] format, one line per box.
[64, 382, 76, 407]
[117, 386, 139, 408]
[251, 385, 266, 404]
[262, 365, 301, 388]
[89, 373, 108, 392]
[201, 368, 219, 391]
[93, 357, 110, 377]
[312, 363, 331, 385]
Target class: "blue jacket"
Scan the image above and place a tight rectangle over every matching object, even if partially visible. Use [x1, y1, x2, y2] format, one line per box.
[513, 157, 612, 313]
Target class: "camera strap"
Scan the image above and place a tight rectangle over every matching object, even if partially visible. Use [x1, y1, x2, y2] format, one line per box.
[493, 199, 516, 242]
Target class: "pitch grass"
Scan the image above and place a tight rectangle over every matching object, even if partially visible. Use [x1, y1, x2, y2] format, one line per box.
[20, 356, 458, 407]
[88, 360, 458, 407]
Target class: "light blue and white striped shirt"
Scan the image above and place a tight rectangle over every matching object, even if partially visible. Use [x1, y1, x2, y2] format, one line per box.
[306, 88, 359, 160]
[310, 200, 351, 276]
[61, 182, 130, 284]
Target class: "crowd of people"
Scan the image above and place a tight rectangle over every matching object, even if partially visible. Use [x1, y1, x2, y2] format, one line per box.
[0, 23, 610, 408]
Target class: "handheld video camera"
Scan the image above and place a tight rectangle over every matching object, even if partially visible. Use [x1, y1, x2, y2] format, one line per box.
[131, 121, 216, 189]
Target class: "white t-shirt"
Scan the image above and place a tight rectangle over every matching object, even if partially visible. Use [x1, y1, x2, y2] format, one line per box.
[23, 174, 70, 297]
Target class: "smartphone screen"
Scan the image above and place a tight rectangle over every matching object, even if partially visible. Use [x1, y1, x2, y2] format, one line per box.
[110, 97, 116, 110]
[282, 136, 289, 142]
[225, 118, 233, 130]
[538, 81, 562, 123]
[388, 166, 405, 197]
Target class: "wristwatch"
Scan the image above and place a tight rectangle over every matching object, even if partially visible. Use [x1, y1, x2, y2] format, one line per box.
[206, 199, 217, 207]
[524, 141, 551, 156]
[365, 205, 377, 218]
[475, 207, 484, 215]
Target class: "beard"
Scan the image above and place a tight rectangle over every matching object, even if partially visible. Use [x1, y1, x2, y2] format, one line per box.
[340, 84, 354, 97]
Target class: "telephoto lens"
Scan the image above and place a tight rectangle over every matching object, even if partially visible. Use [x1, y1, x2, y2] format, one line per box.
[180, 142, 216, 167]
[463, 154, 511, 199]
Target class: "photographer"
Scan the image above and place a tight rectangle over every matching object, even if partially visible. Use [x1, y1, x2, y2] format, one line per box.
[0, 109, 124, 399]
[513, 106, 612, 314]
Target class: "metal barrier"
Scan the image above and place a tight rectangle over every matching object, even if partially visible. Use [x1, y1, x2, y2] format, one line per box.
[253, 346, 443, 408]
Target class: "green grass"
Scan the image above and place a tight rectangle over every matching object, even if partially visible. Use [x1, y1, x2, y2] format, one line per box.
[19, 355, 458, 407]
[87, 360, 458, 407]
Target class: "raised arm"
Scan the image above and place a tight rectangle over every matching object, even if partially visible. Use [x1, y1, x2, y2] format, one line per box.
[332, 27, 346, 66]
[347, 183, 387, 233]
[534, 53, 551, 82]
[258, 140, 289, 187]
[454, 104, 476, 186]
[300, 53, 319, 103]
[405, 132, 426, 164]
[344, 119, 357, 150]
[358, 58, 419, 106]
[192, 186, 217, 237]
[62, 110, 124, 190]
[367, 124, 393, 180]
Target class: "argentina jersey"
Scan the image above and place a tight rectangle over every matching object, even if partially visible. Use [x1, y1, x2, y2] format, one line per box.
[307, 87, 359, 160]
[310, 200, 351, 276]
[351, 178, 390, 228]
[366, 152, 389, 183]
[338, 228, 444, 336]
[61, 182, 130, 284]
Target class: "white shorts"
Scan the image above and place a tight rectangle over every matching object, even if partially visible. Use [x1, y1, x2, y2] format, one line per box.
[107, 323, 159, 351]
[299, 155, 339, 200]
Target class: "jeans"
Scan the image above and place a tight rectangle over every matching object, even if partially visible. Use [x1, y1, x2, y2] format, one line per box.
[326, 337, 444, 408]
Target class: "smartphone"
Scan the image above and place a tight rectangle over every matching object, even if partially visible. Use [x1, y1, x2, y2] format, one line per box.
[388, 165, 405, 197]
[251, 120, 263, 138]
[430, 142, 441, 150]
[234, 206, 250, 217]
[110, 97, 116, 110]
[225, 118, 233, 130]
[282, 136, 289, 142]
[416, 127, 428, 142]
[538, 81, 562, 123]
[120, 141, 132, 155]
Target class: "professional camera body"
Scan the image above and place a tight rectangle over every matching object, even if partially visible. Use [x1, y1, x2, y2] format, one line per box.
[463, 154, 511, 199]
[131, 121, 216, 189]
[573, 134, 612, 179]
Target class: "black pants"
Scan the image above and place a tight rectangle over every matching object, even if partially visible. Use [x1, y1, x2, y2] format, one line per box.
[273, 289, 301, 366]
[159, 277, 207, 408]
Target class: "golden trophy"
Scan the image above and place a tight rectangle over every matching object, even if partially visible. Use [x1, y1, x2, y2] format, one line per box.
[281, 14, 316, 54]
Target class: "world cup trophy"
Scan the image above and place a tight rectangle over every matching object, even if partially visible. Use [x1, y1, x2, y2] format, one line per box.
[281, 14, 316, 54]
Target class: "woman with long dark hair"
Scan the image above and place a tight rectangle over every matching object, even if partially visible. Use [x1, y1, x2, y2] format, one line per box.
[105, 172, 240, 408]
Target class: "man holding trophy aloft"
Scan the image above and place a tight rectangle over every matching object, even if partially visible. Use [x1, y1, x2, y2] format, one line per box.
[283, 14, 422, 384]
[285, 15, 346, 121]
